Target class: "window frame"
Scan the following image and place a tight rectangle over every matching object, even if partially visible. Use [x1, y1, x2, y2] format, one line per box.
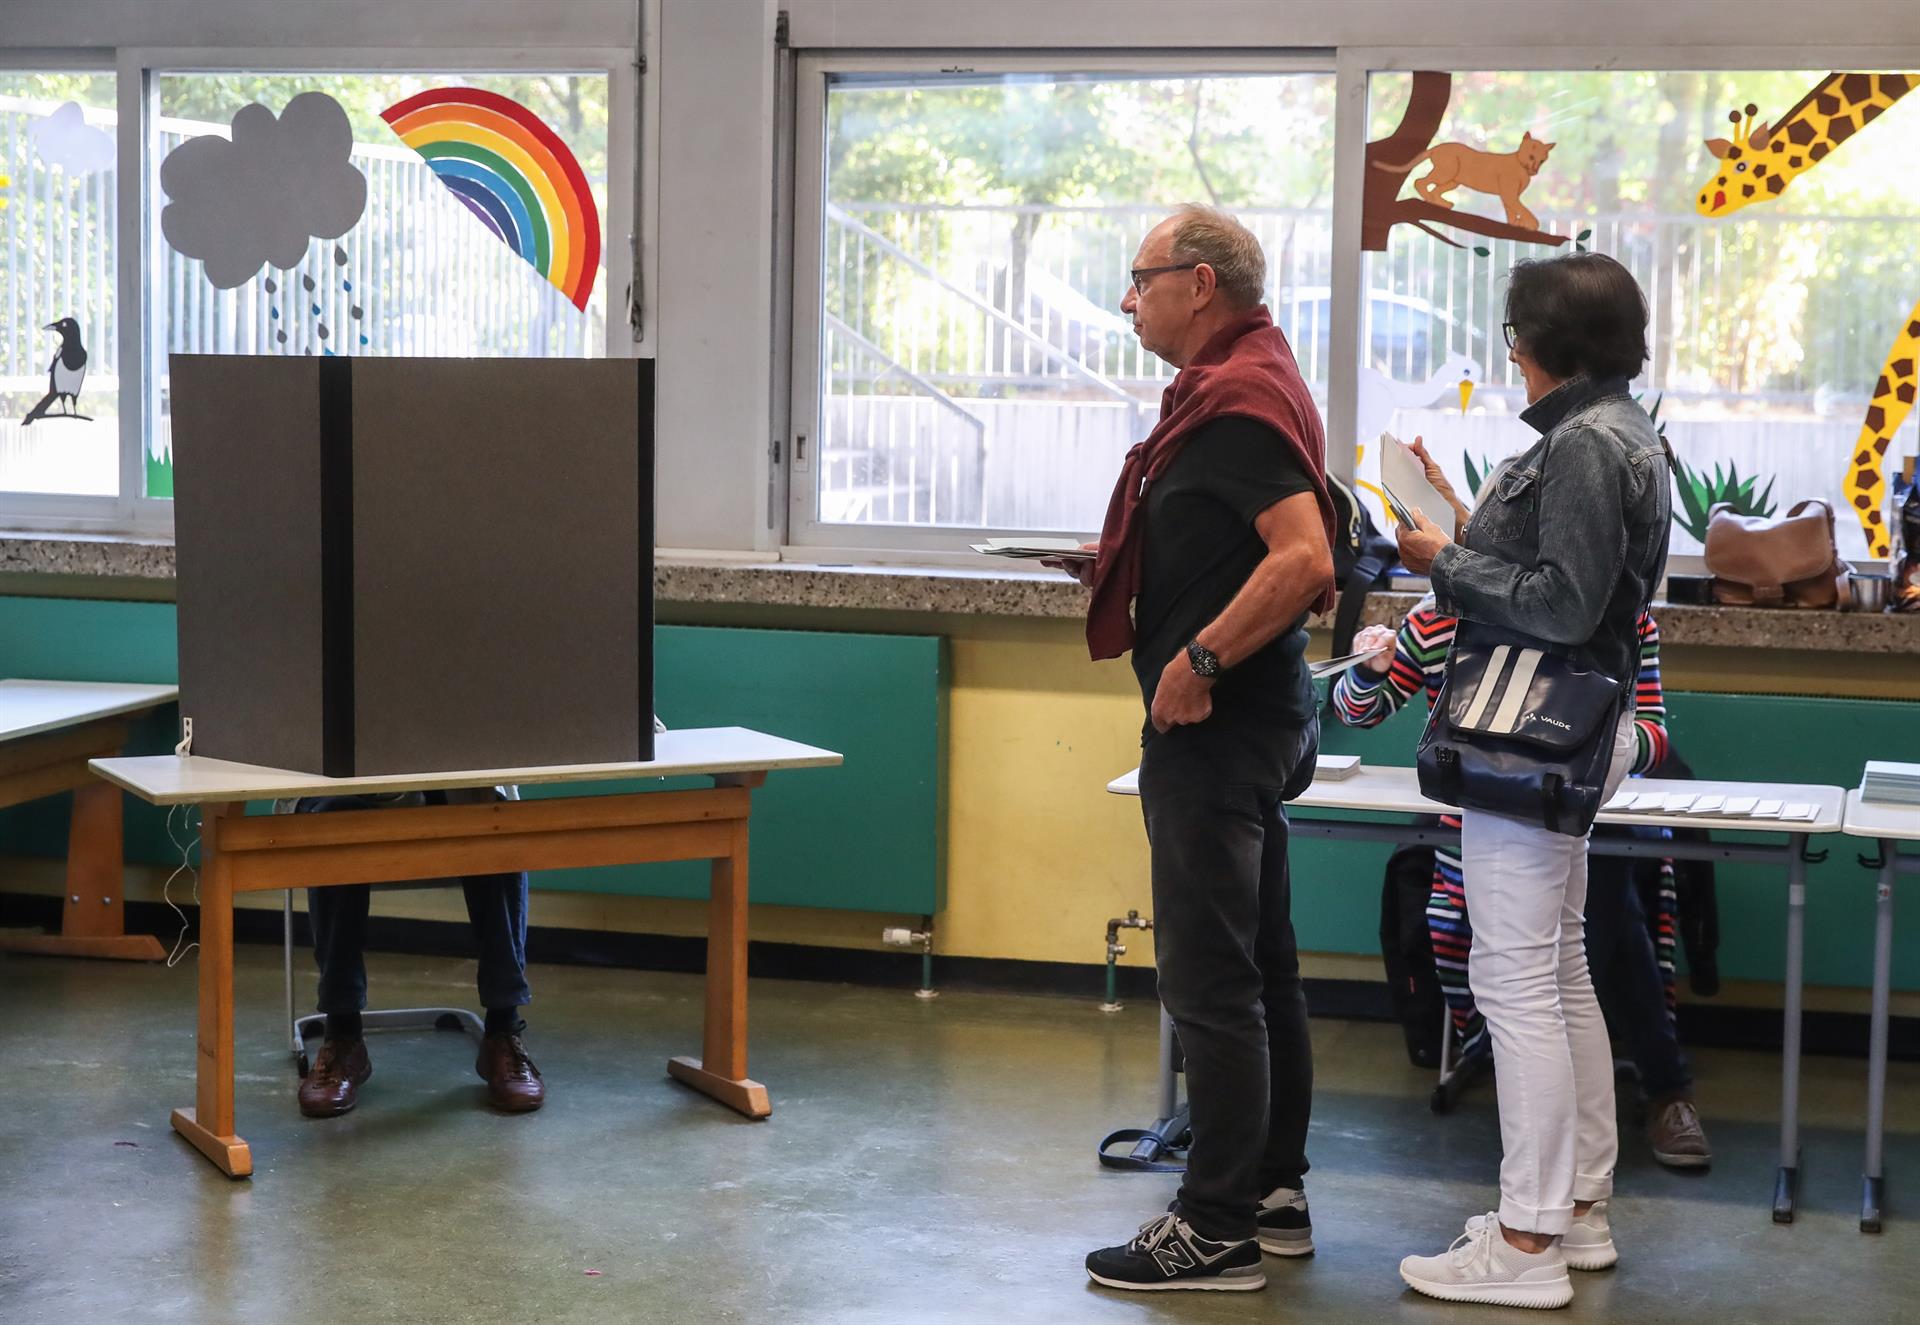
[0, 44, 644, 537]
[784, 50, 1340, 566]
[786, 42, 1920, 570]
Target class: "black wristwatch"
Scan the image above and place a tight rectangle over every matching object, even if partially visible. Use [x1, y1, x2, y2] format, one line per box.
[1186, 640, 1222, 679]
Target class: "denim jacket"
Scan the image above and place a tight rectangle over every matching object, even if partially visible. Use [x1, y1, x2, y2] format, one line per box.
[1430, 375, 1672, 686]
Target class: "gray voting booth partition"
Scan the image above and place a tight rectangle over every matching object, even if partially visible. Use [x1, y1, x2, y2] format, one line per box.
[169, 354, 655, 776]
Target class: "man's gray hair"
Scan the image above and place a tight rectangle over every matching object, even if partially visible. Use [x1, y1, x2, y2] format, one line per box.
[1167, 204, 1267, 309]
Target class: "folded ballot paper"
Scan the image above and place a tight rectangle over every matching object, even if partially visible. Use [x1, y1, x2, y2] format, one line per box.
[969, 537, 1094, 562]
[1310, 647, 1389, 682]
[1601, 788, 1818, 821]
[1379, 432, 1452, 530]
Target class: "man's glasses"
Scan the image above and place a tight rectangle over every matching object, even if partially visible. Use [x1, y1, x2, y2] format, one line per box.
[1502, 321, 1522, 349]
[1129, 263, 1201, 295]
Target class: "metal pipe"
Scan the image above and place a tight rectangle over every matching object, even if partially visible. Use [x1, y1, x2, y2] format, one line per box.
[1102, 910, 1152, 1012]
[881, 920, 938, 1000]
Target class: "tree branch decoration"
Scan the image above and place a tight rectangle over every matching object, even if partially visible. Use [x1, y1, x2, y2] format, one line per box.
[1362, 72, 1571, 253]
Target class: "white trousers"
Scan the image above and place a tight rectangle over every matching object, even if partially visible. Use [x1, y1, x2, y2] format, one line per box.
[1460, 712, 1638, 1236]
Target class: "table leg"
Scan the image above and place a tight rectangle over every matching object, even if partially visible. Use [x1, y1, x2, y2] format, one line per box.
[1774, 837, 1808, 1223]
[667, 815, 769, 1118]
[1862, 845, 1896, 1234]
[0, 780, 164, 961]
[170, 804, 252, 1178]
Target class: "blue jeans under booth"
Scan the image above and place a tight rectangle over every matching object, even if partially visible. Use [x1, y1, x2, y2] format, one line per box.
[291, 789, 531, 1019]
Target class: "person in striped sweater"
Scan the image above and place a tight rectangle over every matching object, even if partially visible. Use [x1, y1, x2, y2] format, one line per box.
[1333, 599, 1711, 1169]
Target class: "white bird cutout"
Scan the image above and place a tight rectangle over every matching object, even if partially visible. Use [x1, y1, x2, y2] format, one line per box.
[1352, 353, 1479, 527]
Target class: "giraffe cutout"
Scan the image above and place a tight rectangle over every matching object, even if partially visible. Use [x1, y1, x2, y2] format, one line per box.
[1694, 72, 1920, 556]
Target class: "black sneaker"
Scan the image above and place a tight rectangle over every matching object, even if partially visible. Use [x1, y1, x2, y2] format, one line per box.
[1255, 1186, 1314, 1257]
[1085, 1213, 1265, 1292]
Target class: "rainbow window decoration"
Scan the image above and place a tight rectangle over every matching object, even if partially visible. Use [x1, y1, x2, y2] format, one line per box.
[381, 87, 601, 312]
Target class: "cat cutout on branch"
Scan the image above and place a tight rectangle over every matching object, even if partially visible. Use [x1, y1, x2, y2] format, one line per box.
[1374, 132, 1555, 232]
[1362, 72, 1569, 253]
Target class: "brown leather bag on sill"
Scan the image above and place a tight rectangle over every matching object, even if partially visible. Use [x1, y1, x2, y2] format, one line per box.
[1703, 499, 1853, 608]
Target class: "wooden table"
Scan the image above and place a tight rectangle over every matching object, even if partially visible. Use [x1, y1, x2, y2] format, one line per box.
[91, 726, 842, 1179]
[0, 679, 179, 961]
[1110, 762, 1848, 1223]
[1840, 788, 1920, 1232]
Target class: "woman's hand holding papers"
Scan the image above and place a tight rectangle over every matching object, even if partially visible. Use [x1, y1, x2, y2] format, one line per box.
[1395, 507, 1453, 575]
[1409, 435, 1472, 539]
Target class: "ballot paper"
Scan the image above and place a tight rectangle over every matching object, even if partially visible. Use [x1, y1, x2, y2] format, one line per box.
[1379, 431, 1452, 530]
[1309, 646, 1389, 682]
[1630, 791, 1668, 811]
[969, 537, 1094, 561]
[1687, 795, 1726, 816]
[1602, 790, 1637, 812]
[1724, 797, 1759, 816]
[1315, 754, 1363, 782]
[1782, 802, 1819, 822]
[1660, 794, 1697, 813]
[1753, 799, 1785, 819]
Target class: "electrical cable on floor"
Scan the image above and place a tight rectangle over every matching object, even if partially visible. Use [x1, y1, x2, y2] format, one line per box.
[161, 802, 202, 968]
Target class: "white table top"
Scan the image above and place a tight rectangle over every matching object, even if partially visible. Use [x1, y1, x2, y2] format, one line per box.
[1109, 763, 1846, 835]
[91, 726, 843, 806]
[0, 679, 179, 744]
[1843, 789, 1920, 842]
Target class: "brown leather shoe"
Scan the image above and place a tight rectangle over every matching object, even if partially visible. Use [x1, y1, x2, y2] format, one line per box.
[1648, 1095, 1712, 1169]
[475, 1032, 545, 1113]
[298, 1038, 371, 1118]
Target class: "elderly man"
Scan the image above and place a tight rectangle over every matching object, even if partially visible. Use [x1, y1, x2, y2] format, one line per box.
[1065, 205, 1336, 1293]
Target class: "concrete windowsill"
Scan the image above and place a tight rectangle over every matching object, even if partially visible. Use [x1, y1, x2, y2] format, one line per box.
[4, 531, 1918, 655]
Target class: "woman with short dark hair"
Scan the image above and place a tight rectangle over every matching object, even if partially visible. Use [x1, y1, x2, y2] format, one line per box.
[1391, 251, 1673, 1310]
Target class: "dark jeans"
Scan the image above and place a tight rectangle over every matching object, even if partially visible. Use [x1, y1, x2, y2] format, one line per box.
[296, 793, 531, 1017]
[1139, 719, 1318, 1243]
[1586, 870, 1691, 1100]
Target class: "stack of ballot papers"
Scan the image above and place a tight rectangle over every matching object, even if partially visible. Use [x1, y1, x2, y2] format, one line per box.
[969, 537, 1093, 562]
[1600, 789, 1820, 821]
[1861, 761, 1920, 805]
[1315, 753, 1362, 782]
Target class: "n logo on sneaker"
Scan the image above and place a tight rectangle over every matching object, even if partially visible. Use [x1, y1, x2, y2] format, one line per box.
[1152, 1235, 1235, 1277]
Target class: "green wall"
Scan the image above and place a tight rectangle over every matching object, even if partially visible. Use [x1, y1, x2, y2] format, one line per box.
[1309, 690, 1920, 992]
[0, 597, 944, 915]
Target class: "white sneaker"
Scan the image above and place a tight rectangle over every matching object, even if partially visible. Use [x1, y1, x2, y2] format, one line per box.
[1466, 1202, 1617, 1272]
[1400, 1213, 1574, 1309]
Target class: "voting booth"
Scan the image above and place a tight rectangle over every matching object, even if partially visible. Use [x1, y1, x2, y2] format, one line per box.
[169, 354, 655, 776]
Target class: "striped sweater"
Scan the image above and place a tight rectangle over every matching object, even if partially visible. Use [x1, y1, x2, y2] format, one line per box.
[1332, 601, 1669, 773]
[1332, 599, 1675, 1055]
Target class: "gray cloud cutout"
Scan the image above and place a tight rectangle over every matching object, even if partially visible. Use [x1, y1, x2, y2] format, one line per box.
[160, 91, 367, 289]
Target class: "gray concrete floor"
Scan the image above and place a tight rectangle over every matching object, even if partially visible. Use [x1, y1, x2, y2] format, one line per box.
[3, 946, 1916, 1325]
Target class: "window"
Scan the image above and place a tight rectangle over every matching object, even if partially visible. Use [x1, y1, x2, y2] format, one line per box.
[1, 73, 118, 499]
[148, 72, 611, 499]
[793, 63, 1336, 547]
[1360, 69, 1920, 561]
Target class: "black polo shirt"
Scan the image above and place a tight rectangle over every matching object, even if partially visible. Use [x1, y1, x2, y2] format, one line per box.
[1132, 414, 1319, 781]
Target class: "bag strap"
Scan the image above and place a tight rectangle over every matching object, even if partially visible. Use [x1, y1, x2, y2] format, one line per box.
[1331, 553, 1389, 655]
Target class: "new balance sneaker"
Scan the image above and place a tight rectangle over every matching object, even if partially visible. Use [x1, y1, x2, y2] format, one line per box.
[1256, 1186, 1314, 1257]
[1467, 1202, 1616, 1272]
[1399, 1214, 1574, 1309]
[1085, 1213, 1266, 1292]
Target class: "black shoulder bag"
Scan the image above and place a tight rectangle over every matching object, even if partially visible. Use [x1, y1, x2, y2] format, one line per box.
[1414, 624, 1624, 836]
[1412, 425, 1627, 835]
